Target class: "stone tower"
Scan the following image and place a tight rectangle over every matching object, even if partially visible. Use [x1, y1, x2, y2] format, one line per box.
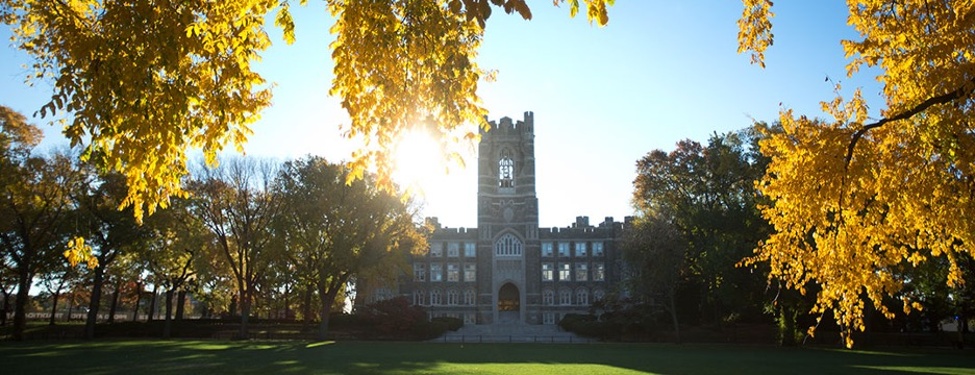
[476, 111, 540, 324]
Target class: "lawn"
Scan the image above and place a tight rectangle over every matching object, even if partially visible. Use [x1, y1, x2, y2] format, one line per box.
[1, 340, 974, 374]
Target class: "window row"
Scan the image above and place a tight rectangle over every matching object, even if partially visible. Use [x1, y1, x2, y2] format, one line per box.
[541, 288, 605, 306]
[413, 289, 476, 306]
[431, 312, 477, 325]
[427, 242, 477, 258]
[541, 262, 605, 282]
[414, 263, 476, 282]
[540, 241, 604, 257]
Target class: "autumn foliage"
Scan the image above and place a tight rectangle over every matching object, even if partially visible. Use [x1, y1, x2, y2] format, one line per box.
[739, 1, 975, 347]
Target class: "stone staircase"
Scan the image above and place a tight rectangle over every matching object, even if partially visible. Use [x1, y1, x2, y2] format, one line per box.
[434, 323, 593, 344]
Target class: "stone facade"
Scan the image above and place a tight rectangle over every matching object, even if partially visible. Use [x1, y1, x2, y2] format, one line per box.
[399, 112, 628, 325]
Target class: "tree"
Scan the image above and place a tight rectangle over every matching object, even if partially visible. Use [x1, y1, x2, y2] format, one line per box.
[0, 107, 83, 340]
[632, 131, 770, 328]
[737, 1, 975, 347]
[188, 157, 280, 337]
[37, 257, 80, 325]
[275, 156, 425, 340]
[1, 0, 613, 222]
[73, 172, 150, 339]
[622, 214, 685, 343]
[141, 198, 205, 338]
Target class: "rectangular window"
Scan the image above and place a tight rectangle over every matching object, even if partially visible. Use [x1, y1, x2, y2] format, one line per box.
[464, 313, 476, 324]
[541, 263, 554, 281]
[413, 263, 426, 282]
[592, 241, 604, 257]
[543, 312, 555, 325]
[447, 263, 460, 282]
[464, 243, 476, 257]
[574, 242, 587, 257]
[541, 242, 554, 257]
[464, 264, 476, 282]
[558, 263, 571, 281]
[576, 263, 588, 282]
[430, 263, 443, 282]
[593, 262, 605, 281]
[447, 242, 460, 257]
[557, 243, 570, 257]
[430, 242, 443, 257]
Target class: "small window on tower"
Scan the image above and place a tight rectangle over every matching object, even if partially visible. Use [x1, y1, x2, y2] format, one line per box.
[499, 149, 514, 188]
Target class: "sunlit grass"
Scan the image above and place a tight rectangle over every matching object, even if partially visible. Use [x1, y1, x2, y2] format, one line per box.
[1, 340, 974, 374]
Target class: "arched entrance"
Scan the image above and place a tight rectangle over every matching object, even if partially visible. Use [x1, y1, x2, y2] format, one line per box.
[497, 283, 520, 323]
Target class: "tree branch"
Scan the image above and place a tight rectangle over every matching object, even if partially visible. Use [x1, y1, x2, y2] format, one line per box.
[845, 79, 975, 167]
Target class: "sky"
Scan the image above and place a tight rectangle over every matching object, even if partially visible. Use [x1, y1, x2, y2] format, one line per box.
[0, 1, 885, 229]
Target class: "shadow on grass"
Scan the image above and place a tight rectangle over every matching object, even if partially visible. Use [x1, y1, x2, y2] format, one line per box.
[2, 340, 974, 374]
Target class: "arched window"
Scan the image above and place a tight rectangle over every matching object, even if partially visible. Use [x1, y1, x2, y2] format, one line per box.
[593, 289, 605, 303]
[413, 289, 426, 306]
[447, 289, 459, 305]
[494, 233, 523, 257]
[559, 288, 572, 305]
[576, 288, 589, 306]
[463, 289, 476, 305]
[430, 289, 442, 305]
[542, 289, 555, 306]
[499, 149, 514, 188]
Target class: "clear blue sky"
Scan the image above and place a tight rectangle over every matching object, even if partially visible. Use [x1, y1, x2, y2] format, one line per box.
[0, 1, 883, 228]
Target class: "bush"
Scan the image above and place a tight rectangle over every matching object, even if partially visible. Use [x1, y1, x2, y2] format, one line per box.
[356, 297, 439, 339]
[410, 320, 449, 340]
[431, 316, 463, 331]
[558, 313, 596, 331]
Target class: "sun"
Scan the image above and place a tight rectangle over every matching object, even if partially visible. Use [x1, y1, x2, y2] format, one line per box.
[392, 129, 451, 196]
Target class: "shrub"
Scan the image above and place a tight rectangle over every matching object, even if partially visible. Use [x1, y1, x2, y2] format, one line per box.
[410, 320, 449, 340]
[431, 316, 463, 331]
[356, 297, 436, 339]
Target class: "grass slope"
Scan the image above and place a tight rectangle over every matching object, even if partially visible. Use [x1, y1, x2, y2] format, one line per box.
[1, 340, 974, 374]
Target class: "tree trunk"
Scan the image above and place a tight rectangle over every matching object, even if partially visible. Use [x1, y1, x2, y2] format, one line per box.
[107, 282, 121, 323]
[302, 287, 313, 324]
[12, 264, 32, 341]
[1, 286, 11, 326]
[84, 266, 106, 339]
[668, 293, 681, 344]
[778, 304, 798, 346]
[163, 288, 174, 339]
[48, 290, 61, 326]
[66, 293, 74, 322]
[318, 288, 339, 341]
[283, 283, 291, 321]
[132, 281, 142, 322]
[175, 290, 187, 321]
[147, 285, 158, 322]
[228, 294, 238, 319]
[238, 288, 251, 339]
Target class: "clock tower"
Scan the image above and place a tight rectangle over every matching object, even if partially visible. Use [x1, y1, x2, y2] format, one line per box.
[475, 111, 540, 324]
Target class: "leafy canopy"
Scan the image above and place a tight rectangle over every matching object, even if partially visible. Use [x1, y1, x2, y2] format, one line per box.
[738, 1, 975, 347]
[1, 0, 613, 222]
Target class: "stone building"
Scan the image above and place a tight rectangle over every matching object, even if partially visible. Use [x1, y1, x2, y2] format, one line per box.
[399, 112, 629, 325]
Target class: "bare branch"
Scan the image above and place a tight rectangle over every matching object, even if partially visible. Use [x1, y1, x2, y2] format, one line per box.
[845, 79, 975, 167]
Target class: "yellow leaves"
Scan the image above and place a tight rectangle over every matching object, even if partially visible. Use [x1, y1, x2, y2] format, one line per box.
[7, 0, 277, 223]
[737, 0, 774, 68]
[555, 0, 612, 26]
[275, 2, 297, 45]
[64, 236, 98, 269]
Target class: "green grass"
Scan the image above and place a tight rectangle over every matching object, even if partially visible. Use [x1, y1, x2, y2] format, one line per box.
[1, 340, 974, 374]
